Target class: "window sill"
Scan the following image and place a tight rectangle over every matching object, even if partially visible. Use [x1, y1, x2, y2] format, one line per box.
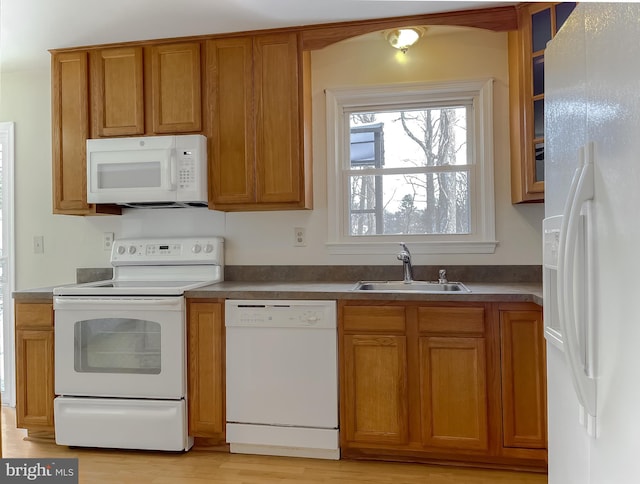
[326, 240, 498, 255]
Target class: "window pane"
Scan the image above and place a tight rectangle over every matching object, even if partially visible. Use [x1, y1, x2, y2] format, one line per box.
[349, 107, 469, 170]
[533, 55, 544, 96]
[534, 99, 545, 139]
[555, 3, 577, 32]
[349, 172, 470, 236]
[535, 142, 545, 183]
[531, 8, 552, 52]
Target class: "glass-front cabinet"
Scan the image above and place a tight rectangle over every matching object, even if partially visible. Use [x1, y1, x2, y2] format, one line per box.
[509, 2, 577, 203]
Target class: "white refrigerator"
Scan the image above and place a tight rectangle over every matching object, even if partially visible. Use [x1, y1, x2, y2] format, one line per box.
[544, 3, 640, 484]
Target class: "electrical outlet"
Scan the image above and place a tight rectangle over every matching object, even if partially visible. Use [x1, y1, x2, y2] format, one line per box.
[33, 235, 44, 254]
[294, 227, 306, 247]
[103, 232, 114, 251]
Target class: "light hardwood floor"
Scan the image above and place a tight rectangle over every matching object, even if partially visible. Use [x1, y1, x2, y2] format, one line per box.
[1, 407, 547, 484]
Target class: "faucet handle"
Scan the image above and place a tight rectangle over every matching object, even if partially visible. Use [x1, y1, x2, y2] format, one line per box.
[399, 242, 411, 256]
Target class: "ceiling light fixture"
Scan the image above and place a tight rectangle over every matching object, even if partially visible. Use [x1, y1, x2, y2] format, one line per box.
[385, 27, 425, 54]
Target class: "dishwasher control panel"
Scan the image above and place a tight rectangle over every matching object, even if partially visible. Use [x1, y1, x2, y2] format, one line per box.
[225, 300, 337, 329]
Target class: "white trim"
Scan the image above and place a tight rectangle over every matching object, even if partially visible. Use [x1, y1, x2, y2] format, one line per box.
[325, 79, 497, 255]
[326, 241, 498, 255]
[0, 122, 16, 407]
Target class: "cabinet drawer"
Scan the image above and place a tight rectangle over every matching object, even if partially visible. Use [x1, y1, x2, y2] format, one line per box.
[343, 306, 406, 333]
[15, 303, 54, 330]
[418, 307, 484, 335]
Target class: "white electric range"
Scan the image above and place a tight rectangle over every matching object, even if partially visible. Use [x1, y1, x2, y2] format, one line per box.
[52, 236, 224, 452]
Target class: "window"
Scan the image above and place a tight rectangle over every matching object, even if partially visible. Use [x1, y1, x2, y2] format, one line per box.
[326, 80, 497, 254]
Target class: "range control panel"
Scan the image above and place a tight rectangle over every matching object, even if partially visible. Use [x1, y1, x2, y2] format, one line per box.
[111, 236, 224, 266]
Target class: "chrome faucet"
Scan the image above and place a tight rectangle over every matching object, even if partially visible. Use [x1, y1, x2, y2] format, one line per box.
[438, 269, 448, 284]
[397, 242, 414, 283]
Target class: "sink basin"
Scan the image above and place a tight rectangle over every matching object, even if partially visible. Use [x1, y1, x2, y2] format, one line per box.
[353, 281, 471, 293]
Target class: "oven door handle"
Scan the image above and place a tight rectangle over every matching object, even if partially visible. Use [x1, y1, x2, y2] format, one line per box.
[54, 297, 184, 311]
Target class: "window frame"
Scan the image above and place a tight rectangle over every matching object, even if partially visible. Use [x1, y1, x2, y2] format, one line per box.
[325, 79, 497, 255]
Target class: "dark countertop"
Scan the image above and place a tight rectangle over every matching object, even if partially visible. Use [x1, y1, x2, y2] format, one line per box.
[186, 281, 543, 305]
[13, 281, 543, 306]
[12, 285, 59, 303]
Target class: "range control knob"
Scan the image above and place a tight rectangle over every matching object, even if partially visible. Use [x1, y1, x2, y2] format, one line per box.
[128, 246, 137, 255]
[192, 244, 202, 254]
[117, 245, 126, 255]
[204, 243, 214, 253]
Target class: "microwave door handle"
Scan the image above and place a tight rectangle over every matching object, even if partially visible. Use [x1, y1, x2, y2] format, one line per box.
[169, 150, 177, 190]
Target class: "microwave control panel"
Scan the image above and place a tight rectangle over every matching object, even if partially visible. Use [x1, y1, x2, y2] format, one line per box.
[178, 150, 197, 190]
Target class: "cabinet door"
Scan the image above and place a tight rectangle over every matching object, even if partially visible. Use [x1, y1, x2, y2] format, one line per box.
[509, 2, 577, 203]
[187, 300, 225, 440]
[419, 336, 489, 451]
[500, 309, 547, 449]
[51, 51, 121, 215]
[151, 42, 202, 133]
[206, 37, 255, 205]
[15, 330, 55, 430]
[92, 46, 144, 136]
[52, 51, 91, 214]
[254, 33, 302, 204]
[342, 334, 409, 445]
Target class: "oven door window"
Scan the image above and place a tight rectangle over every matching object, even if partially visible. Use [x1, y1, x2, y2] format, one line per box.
[74, 318, 161, 374]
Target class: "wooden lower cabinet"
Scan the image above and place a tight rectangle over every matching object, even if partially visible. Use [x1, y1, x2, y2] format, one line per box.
[339, 300, 546, 471]
[343, 333, 409, 445]
[499, 303, 547, 462]
[14, 298, 227, 447]
[186, 299, 226, 444]
[419, 335, 488, 451]
[15, 302, 55, 435]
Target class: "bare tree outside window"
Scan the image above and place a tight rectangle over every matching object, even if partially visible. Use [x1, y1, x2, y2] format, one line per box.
[348, 106, 471, 237]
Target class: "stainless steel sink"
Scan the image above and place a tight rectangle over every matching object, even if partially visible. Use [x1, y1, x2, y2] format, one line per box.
[353, 281, 471, 293]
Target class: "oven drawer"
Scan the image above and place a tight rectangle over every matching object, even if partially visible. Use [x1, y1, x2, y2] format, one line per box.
[54, 396, 193, 451]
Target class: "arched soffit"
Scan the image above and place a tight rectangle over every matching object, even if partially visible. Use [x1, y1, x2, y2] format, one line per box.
[301, 5, 517, 51]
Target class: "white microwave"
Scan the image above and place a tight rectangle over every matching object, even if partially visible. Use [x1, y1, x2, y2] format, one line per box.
[86, 134, 207, 207]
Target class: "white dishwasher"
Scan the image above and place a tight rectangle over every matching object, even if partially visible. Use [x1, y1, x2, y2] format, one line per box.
[225, 299, 339, 460]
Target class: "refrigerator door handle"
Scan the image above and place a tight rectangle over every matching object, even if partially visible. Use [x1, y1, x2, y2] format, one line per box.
[558, 144, 597, 419]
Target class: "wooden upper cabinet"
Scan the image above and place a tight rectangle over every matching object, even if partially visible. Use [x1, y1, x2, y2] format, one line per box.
[509, 2, 576, 203]
[91, 42, 202, 137]
[51, 41, 203, 215]
[254, 33, 301, 204]
[52, 51, 90, 213]
[52, 51, 119, 215]
[151, 42, 202, 133]
[206, 32, 312, 211]
[92, 47, 145, 137]
[206, 37, 255, 205]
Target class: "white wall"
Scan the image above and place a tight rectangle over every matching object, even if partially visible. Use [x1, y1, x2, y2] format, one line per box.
[0, 26, 544, 290]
